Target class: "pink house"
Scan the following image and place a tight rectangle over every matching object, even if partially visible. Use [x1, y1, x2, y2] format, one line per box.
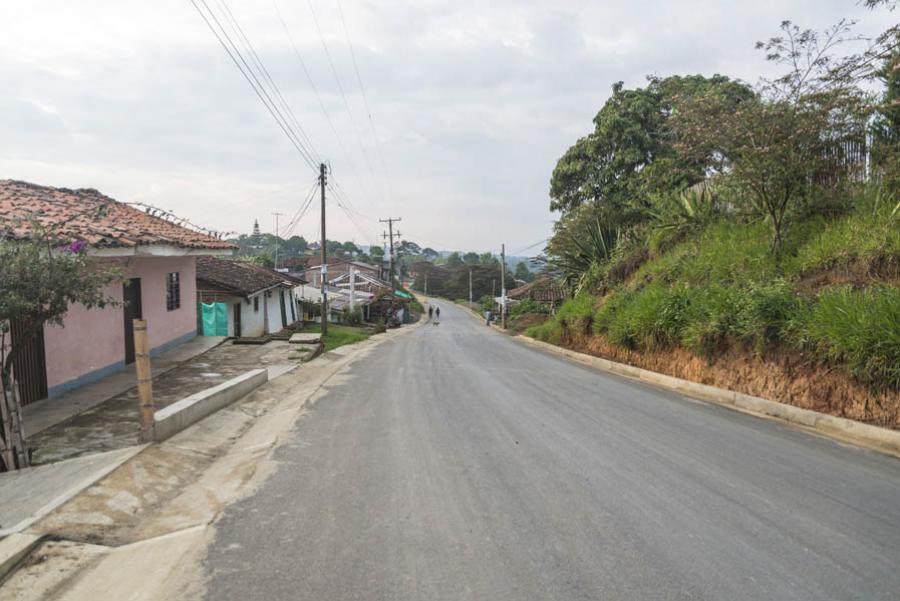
[0, 180, 234, 404]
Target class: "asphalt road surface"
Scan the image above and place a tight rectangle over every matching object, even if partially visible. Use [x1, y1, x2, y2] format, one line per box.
[204, 302, 900, 600]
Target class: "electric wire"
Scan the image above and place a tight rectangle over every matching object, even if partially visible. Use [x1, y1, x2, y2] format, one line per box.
[188, 0, 319, 172]
[305, 0, 385, 206]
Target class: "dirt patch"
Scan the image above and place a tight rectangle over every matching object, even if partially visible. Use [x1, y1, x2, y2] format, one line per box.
[561, 332, 900, 429]
[798, 254, 900, 290]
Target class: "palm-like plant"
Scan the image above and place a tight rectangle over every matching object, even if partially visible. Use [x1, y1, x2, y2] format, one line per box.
[550, 217, 620, 295]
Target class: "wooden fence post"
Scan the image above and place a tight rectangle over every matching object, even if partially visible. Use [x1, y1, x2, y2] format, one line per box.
[134, 319, 155, 440]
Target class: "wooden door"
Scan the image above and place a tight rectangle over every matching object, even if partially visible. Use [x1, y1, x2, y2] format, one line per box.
[233, 302, 242, 337]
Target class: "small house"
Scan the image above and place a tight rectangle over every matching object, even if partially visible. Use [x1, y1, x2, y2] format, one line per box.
[196, 256, 304, 337]
[0, 180, 235, 404]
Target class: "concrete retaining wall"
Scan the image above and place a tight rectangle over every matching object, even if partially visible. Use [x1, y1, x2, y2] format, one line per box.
[153, 369, 268, 442]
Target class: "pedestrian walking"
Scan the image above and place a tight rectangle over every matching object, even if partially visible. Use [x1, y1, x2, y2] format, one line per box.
[428, 305, 434, 320]
[484, 309, 492, 325]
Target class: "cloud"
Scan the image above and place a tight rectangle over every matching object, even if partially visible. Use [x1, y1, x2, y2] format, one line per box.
[0, 0, 895, 252]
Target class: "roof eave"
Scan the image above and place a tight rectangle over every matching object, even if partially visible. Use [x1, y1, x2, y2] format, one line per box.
[91, 244, 235, 258]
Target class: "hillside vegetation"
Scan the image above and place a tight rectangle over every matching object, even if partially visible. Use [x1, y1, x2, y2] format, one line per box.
[528, 192, 900, 391]
[525, 14, 900, 424]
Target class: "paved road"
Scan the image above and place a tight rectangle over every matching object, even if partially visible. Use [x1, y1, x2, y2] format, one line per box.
[204, 302, 900, 600]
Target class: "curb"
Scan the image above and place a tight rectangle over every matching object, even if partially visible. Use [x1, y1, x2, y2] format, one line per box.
[0, 533, 46, 583]
[459, 302, 900, 459]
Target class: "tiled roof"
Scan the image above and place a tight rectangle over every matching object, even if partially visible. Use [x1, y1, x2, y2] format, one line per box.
[197, 256, 303, 297]
[0, 180, 234, 250]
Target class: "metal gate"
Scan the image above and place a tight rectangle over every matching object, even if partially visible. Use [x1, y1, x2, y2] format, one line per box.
[9, 319, 48, 405]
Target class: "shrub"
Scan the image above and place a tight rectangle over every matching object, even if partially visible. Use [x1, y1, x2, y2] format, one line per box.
[509, 298, 549, 317]
[554, 294, 596, 335]
[600, 283, 671, 350]
[794, 193, 900, 275]
[791, 286, 900, 389]
[524, 320, 563, 345]
[342, 306, 363, 326]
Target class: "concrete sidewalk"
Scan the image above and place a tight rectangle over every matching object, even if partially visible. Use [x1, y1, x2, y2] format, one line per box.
[0, 446, 146, 538]
[22, 336, 227, 438]
[27, 341, 298, 465]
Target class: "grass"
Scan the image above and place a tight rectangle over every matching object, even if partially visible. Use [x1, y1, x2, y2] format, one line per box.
[526, 195, 900, 390]
[791, 286, 900, 389]
[301, 323, 370, 352]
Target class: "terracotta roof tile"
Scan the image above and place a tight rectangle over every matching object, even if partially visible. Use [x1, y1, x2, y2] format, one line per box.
[0, 179, 234, 250]
[197, 256, 304, 296]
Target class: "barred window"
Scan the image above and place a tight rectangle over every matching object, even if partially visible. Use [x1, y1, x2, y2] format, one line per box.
[166, 272, 180, 311]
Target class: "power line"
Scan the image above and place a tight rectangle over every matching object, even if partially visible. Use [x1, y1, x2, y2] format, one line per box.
[511, 238, 549, 256]
[272, 0, 374, 204]
[188, 0, 319, 173]
[305, 0, 385, 206]
[335, 0, 394, 201]
[215, 0, 322, 165]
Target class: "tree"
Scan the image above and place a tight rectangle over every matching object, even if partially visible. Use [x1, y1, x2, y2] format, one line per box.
[342, 241, 360, 256]
[671, 21, 867, 253]
[872, 33, 900, 190]
[479, 252, 496, 266]
[462, 252, 479, 265]
[0, 219, 121, 470]
[370, 245, 385, 262]
[514, 261, 532, 282]
[445, 252, 463, 268]
[549, 75, 753, 220]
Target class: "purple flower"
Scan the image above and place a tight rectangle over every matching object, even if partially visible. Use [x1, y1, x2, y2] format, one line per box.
[61, 239, 87, 254]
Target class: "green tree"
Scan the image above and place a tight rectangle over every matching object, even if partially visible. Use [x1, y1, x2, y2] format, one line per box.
[463, 252, 479, 265]
[514, 261, 532, 282]
[0, 221, 121, 470]
[446, 252, 463, 268]
[549, 75, 753, 220]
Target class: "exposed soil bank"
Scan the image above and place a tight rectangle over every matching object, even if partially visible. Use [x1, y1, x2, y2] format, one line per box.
[558, 332, 900, 429]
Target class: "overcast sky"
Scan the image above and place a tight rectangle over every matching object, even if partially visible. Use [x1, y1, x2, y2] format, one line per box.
[0, 1, 895, 254]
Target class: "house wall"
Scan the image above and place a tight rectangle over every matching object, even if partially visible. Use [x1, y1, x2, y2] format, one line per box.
[241, 292, 267, 337]
[264, 289, 285, 334]
[43, 255, 198, 396]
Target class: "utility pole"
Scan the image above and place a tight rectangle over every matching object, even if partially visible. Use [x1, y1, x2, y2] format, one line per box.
[379, 218, 402, 285]
[349, 267, 356, 310]
[500, 243, 507, 329]
[469, 267, 473, 308]
[424, 273, 428, 296]
[271, 212, 286, 271]
[380, 217, 402, 321]
[319, 163, 328, 336]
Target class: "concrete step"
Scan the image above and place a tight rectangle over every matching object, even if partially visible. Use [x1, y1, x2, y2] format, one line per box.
[289, 333, 322, 344]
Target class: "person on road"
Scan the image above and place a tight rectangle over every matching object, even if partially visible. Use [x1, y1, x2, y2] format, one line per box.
[484, 309, 492, 325]
[435, 306, 441, 320]
[428, 305, 433, 320]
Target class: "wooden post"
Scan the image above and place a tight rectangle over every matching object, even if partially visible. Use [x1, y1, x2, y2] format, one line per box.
[134, 319, 155, 439]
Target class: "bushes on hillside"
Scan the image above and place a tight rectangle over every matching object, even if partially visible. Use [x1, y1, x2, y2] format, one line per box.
[792, 286, 900, 390]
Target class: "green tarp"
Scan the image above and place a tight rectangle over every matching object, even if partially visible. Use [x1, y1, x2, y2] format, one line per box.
[199, 302, 228, 336]
[394, 289, 412, 299]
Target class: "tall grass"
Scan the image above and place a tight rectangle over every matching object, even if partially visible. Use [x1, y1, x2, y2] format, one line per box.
[792, 286, 900, 389]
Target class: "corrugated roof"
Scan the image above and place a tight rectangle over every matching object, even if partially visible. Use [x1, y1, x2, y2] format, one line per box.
[0, 179, 234, 250]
